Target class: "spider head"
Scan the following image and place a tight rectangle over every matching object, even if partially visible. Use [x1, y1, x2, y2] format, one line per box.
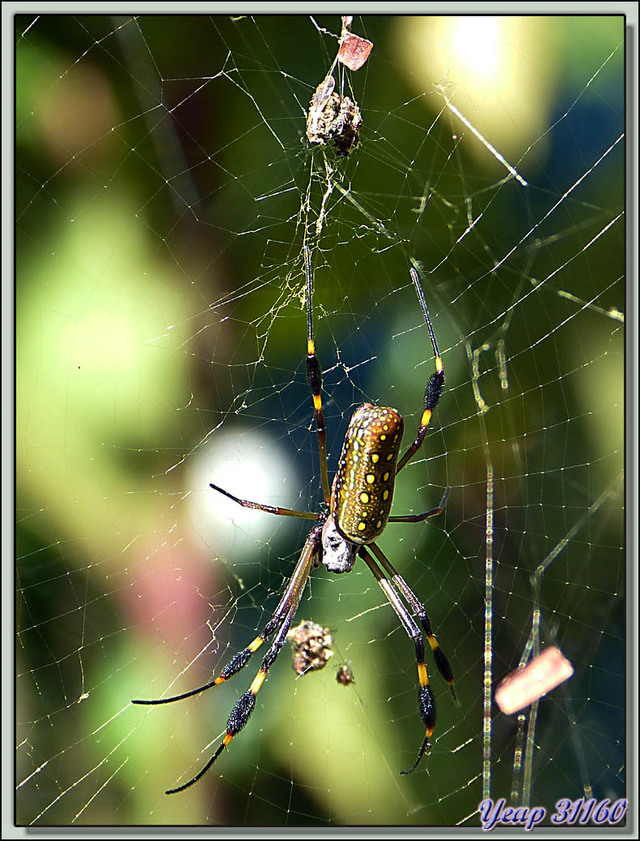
[321, 517, 357, 574]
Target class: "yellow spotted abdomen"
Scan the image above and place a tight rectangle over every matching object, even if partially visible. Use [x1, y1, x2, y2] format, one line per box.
[331, 404, 404, 544]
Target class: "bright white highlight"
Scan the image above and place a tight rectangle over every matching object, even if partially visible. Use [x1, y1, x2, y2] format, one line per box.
[452, 17, 501, 81]
[188, 428, 299, 558]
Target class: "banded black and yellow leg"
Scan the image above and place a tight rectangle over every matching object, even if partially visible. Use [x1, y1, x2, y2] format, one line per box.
[132, 527, 321, 737]
[359, 547, 436, 775]
[131, 633, 269, 711]
[397, 267, 445, 475]
[304, 245, 331, 503]
[368, 542, 457, 704]
[166, 604, 299, 795]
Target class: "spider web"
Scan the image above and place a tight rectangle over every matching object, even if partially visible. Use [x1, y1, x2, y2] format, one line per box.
[13, 10, 629, 830]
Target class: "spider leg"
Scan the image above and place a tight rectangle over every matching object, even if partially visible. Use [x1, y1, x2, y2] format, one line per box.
[210, 483, 320, 520]
[304, 246, 331, 503]
[388, 487, 450, 523]
[358, 546, 437, 775]
[397, 267, 445, 475]
[368, 542, 456, 703]
[166, 601, 300, 795]
[132, 526, 322, 709]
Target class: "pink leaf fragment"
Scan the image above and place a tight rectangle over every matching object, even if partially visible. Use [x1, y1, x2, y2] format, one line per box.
[495, 646, 574, 715]
[338, 32, 373, 71]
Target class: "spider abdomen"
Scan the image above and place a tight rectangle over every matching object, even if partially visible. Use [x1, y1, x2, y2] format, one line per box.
[331, 404, 404, 544]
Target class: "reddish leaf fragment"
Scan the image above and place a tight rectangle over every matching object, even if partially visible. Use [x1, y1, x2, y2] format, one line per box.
[338, 32, 373, 71]
[495, 647, 574, 715]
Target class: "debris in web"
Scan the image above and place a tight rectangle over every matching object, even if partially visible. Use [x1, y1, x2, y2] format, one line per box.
[494, 646, 574, 715]
[287, 620, 335, 676]
[306, 78, 363, 156]
[306, 16, 372, 156]
[338, 16, 373, 71]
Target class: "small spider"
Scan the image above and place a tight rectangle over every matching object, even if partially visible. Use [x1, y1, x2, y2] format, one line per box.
[306, 74, 362, 156]
[133, 247, 456, 793]
[287, 619, 335, 676]
[336, 661, 356, 687]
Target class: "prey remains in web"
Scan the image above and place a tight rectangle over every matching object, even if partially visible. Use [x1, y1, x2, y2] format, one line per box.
[132, 246, 457, 794]
[306, 16, 372, 156]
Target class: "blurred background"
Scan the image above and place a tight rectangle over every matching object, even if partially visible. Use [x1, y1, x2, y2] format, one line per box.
[15, 13, 625, 827]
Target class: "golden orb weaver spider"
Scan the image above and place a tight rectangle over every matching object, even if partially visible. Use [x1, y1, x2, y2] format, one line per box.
[132, 247, 456, 794]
